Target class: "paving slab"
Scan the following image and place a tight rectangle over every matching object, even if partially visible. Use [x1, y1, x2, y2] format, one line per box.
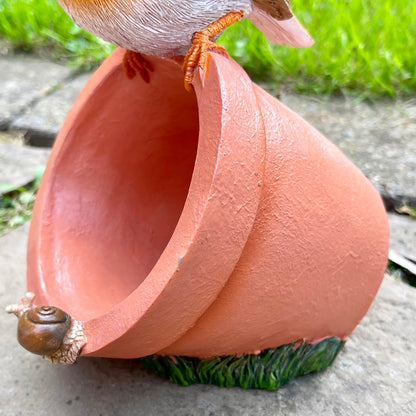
[0, 141, 50, 190]
[278, 94, 416, 208]
[0, 225, 415, 415]
[0, 55, 71, 129]
[11, 73, 91, 147]
[388, 213, 416, 263]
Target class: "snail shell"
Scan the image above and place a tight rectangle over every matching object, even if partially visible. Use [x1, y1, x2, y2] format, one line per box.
[17, 306, 71, 355]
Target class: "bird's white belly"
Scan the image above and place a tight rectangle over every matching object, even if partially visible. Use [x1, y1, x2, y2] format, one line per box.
[58, 0, 252, 57]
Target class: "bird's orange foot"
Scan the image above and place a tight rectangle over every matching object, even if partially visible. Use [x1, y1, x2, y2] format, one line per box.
[123, 50, 154, 83]
[183, 35, 227, 91]
[183, 10, 245, 91]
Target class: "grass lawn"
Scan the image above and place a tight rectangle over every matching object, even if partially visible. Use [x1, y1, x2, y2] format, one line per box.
[0, 166, 44, 235]
[0, 0, 415, 97]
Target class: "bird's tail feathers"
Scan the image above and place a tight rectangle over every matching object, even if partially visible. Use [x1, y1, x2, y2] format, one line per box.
[248, 6, 313, 48]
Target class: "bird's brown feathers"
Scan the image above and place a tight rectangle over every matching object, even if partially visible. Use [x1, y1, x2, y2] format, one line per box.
[253, 0, 293, 20]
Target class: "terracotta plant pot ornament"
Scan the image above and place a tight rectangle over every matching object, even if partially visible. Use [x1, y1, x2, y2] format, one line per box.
[7, 1, 389, 390]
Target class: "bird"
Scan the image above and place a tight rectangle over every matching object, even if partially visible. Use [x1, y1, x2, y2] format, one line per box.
[57, 0, 313, 90]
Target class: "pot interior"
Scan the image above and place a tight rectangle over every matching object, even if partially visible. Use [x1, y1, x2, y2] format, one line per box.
[37, 59, 199, 320]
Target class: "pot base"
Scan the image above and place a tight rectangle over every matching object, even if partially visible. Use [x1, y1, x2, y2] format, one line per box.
[140, 337, 345, 390]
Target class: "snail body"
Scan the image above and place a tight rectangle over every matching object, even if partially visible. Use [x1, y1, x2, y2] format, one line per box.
[17, 306, 71, 355]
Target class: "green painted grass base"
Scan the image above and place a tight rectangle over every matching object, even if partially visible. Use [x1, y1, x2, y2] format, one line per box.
[139, 337, 345, 390]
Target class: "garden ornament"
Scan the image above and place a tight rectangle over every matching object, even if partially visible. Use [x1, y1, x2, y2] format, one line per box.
[6, 49, 389, 388]
[6, 1, 389, 390]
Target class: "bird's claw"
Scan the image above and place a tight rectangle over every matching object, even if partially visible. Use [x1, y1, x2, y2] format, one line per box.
[182, 10, 244, 91]
[123, 50, 154, 83]
[183, 35, 228, 91]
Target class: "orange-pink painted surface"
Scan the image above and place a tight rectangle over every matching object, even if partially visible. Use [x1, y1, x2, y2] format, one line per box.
[27, 48, 389, 358]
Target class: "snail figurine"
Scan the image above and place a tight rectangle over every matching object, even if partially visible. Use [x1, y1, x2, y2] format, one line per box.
[6, 293, 87, 364]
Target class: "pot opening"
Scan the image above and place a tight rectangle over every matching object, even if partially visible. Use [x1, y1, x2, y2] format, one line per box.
[40, 64, 199, 320]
